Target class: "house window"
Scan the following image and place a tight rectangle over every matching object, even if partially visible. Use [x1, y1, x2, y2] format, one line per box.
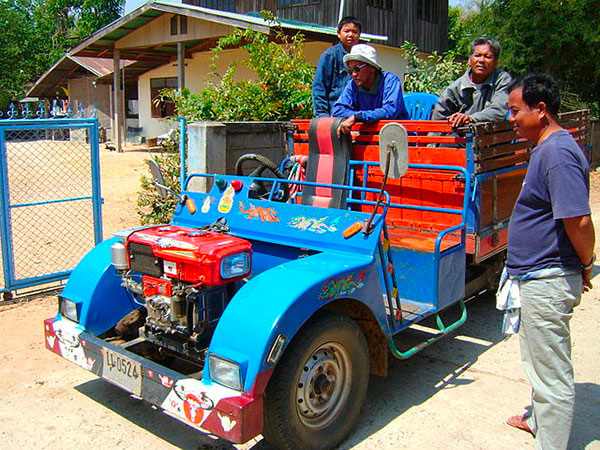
[367, 0, 393, 9]
[170, 15, 188, 35]
[150, 77, 177, 118]
[278, 0, 321, 7]
[170, 16, 178, 36]
[125, 83, 139, 119]
[417, 0, 439, 22]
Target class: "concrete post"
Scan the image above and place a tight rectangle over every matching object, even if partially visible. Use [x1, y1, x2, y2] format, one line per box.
[187, 121, 226, 192]
[113, 50, 123, 152]
[177, 42, 185, 91]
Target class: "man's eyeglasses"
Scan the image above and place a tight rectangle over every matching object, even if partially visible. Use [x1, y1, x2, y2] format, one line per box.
[346, 63, 367, 74]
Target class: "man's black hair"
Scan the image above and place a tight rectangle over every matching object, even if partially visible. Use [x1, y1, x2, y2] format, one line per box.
[508, 73, 561, 116]
[471, 36, 501, 59]
[338, 16, 361, 33]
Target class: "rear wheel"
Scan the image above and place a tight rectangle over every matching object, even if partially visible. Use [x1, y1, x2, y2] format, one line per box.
[263, 312, 369, 450]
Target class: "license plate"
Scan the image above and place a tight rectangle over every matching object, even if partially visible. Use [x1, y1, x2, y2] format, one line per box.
[102, 348, 142, 396]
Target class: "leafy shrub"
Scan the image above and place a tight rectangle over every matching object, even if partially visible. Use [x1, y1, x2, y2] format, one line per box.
[137, 138, 180, 224]
[158, 12, 314, 122]
[401, 41, 466, 95]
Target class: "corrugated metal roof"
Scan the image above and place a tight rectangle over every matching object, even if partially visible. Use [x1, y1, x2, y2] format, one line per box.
[26, 55, 135, 98]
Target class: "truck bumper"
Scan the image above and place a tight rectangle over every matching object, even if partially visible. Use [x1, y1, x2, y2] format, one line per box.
[44, 316, 263, 444]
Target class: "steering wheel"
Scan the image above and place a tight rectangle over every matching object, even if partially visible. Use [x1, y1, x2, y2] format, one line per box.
[234, 153, 289, 202]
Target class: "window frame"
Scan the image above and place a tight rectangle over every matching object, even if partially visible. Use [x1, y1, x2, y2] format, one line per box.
[150, 77, 178, 119]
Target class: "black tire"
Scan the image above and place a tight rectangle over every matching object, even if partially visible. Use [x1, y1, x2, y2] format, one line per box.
[263, 312, 369, 450]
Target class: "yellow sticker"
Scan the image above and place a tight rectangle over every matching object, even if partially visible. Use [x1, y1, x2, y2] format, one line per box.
[218, 186, 235, 213]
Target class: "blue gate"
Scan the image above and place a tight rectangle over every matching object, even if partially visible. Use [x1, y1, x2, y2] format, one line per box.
[0, 106, 102, 299]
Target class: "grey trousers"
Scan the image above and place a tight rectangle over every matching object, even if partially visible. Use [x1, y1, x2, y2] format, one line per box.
[519, 274, 582, 450]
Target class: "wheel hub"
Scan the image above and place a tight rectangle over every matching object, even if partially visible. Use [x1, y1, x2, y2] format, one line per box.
[296, 343, 352, 430]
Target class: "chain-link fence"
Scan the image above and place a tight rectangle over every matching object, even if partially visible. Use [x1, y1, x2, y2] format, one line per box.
[0, 117, 102, 298]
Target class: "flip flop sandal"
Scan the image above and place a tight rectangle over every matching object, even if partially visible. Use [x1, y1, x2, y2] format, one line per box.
[507, 414, 535, 436]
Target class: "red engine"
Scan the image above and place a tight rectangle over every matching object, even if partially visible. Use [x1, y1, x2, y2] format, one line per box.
[126, 225, 252, 286]
[113, 224, 253, 358]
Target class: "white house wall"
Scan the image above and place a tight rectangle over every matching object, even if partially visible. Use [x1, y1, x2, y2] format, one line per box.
[138, 41, 408, 138]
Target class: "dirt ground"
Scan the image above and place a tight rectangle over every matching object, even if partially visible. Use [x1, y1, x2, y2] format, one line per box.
[0, 146, 599, 449]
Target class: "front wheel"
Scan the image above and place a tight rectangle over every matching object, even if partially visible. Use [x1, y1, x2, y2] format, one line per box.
[263, 312, 369, 450]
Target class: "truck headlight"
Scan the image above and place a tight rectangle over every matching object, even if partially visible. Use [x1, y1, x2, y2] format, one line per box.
[209, 354, 243, 391]
[59, 297, 79, 323]
[220, 252, 250, 279]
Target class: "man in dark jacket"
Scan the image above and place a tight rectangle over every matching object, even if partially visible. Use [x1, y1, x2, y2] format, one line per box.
[312, 16, 361, 117]
[432, 36, 512, 127]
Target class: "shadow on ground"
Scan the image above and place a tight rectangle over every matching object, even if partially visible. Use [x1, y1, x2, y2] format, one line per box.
[571, 382, 600, 448]
[73, 291, 599, 449]
[340, 291, 508, 447]
[75, 380, 237, 449]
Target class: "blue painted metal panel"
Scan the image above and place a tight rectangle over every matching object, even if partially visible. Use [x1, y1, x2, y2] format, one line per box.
[60, 237, 137, 335]
[172, 174, 385, 257]
[437, 246, 466, 309]
[207, 251, 382, 392]
[391, 247, 437, 304]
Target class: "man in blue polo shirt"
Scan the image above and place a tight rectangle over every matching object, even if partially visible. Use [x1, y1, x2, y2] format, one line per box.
[332, 44, 409, 136]
[312, 16, 361, 117]
[501, 73, 595, 449]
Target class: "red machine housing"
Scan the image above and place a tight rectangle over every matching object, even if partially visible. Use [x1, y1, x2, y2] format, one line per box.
[126, 225, 252, 286]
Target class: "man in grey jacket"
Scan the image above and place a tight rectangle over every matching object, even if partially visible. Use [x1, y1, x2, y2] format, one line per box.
[432, 36, 512, 127]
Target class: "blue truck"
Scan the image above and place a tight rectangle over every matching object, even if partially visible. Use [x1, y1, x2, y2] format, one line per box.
[44, 113, 589, 449]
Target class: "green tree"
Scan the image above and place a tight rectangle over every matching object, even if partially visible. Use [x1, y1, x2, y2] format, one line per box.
[0, 0, 123, 103]
[454, 0, 600, 112]
[0, 0, 43, 106]
[402, 42, 466, 95]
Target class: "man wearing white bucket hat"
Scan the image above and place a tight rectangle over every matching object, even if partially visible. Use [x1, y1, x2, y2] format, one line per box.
[332, 43, 409, 136]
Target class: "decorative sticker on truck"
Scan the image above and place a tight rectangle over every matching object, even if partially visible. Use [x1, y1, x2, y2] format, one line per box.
[46, 320, 91, 370]
[161, 378, 237, 430]
[318, 270, 366, 299]
[218, 186, 235, 213]
[238, 201, 280, 222]
[288, 215, 340, 234]
[201, 196, 212, 213]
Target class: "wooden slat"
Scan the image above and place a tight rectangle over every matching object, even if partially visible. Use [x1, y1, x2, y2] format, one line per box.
[479, 167, 527, 228]
[477, 140, 531, 161]
[477, 153, 530, 173]
[569, 128, 589, 139]
[475, 129, 522, 148]
[558, 110, 589, 121]
[469, 121, 513, 134]
[560, 119, 589, 130]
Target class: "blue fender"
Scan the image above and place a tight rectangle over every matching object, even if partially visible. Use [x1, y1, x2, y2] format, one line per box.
[60, 237, 137, 335]
[207, 251, 382, 392]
